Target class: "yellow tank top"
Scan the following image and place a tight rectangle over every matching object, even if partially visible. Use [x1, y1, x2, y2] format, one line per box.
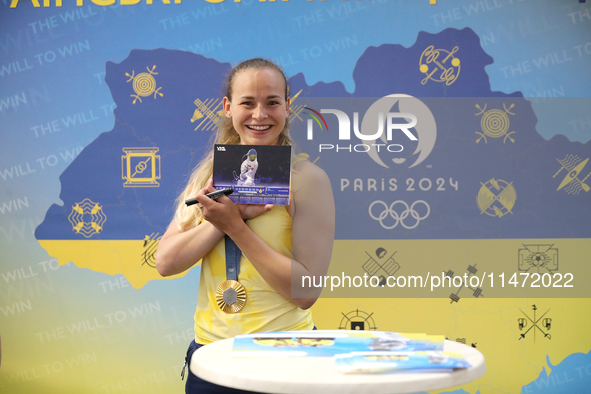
[194, 204, 314, 344]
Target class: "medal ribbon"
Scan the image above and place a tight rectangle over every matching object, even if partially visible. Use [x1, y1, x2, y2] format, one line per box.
[215, 235, 247, 313]
[224, 234, 240, 281]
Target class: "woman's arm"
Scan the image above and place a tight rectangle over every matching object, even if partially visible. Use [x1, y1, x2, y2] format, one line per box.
[155, 180, 227, 277]
[154, 217, 225, 277]
[155, 180, 274, 277]
[211, 161, 335, 309]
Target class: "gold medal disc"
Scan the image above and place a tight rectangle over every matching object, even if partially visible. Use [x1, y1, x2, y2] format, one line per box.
[216, 280, 246, 313]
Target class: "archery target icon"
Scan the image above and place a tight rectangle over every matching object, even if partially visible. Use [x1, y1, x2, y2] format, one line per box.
[338, 309, 377, 331]
[475, 103, 516, 144]
[125, 65, 163, 104]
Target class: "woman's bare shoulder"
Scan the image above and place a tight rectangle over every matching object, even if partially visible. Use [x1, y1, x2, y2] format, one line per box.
[292, 158, 330, 186]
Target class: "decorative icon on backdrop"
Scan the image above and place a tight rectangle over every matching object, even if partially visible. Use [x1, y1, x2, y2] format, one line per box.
[288, 90, 305, 123]
[477, 178, 516, 218]
[121, 148, 161, 187]
[369, 200, 430, 229]
[142, 232, 161, 268]
[518, 304, 552, 342]
[553, 155, 590, 195]
[448, 337, 477, 348]
[68, 198, 107, 238]
[419, 45, 460, 86]
[286, 91, 322, 163]
[191, 98, 225, 131]
[446, 264, 484, 303]
[338, 309, 377, 331]
[362, 247, 401, 286]
[518, 244, 558, 274]
[474, 103, 516, 144]
[125, 65, 163, 104]
[289, 104, 305, 123]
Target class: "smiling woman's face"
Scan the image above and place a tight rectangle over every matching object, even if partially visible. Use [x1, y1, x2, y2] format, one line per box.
[223, 68, 290, 146]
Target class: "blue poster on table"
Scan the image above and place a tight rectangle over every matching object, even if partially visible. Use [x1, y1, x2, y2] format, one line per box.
[334, 351, 471, 374]
[231, 331, 444, 358]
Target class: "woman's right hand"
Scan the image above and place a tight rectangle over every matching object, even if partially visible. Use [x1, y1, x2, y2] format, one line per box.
[194, 180, 246, 234]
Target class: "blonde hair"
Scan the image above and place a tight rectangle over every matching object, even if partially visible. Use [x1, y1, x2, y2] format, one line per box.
[175, 58, 293, 231]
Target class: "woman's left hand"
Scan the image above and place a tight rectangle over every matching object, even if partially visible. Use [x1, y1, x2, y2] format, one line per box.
[236, 203, 274, 221]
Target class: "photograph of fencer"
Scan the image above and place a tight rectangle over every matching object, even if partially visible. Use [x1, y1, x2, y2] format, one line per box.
[235, 148, 258, 186]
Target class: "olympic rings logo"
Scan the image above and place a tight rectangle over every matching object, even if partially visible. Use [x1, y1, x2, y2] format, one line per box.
[369, 200, 430, 229]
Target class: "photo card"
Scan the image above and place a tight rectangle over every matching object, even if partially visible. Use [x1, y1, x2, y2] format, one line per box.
[212, 144, 292, 205]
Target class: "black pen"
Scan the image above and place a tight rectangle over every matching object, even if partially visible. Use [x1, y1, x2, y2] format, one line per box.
[185, 187, 234, 206]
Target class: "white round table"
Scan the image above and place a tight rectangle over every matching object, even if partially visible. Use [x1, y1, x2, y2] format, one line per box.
[191, 337, 486, 394]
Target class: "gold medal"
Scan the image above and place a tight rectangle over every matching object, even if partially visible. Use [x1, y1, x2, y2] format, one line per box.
[216, 280, 246, 313]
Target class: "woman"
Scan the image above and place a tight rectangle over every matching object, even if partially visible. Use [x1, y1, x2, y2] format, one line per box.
[155, 58, 335, 393]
